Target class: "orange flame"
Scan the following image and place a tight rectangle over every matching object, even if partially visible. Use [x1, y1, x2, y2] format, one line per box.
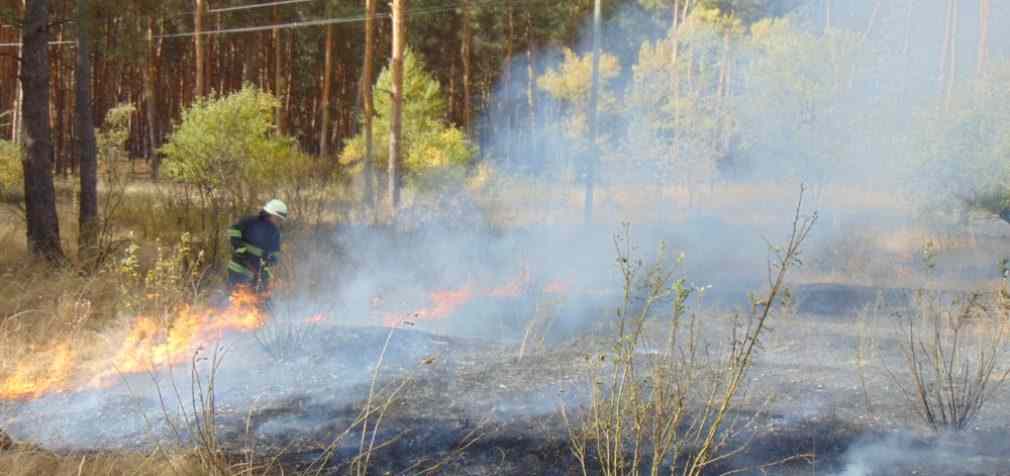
[383, 286, 476, 326]
[380, 269, 573, 327]
[544, 279, 571, 294]
[0, 343, 76, 400]
[0, 288, 269, 401]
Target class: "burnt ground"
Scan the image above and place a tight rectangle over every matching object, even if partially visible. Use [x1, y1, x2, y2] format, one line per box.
[222, 286, 1010, 475]
[5, 283, 1010, 475]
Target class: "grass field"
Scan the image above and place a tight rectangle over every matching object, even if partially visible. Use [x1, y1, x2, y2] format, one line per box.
[2, 176, 1010, 475]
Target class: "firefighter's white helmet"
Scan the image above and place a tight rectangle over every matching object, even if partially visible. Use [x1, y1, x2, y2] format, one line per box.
[263, 199, 288, 220]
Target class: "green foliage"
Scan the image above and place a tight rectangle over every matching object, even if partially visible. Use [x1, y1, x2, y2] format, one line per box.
[915, 63, 1010, 216]
[737, 18, 862, 180]
[340, 49, 475, 191]
[111, 232, 205, 315]
[0, 140, 22, 204]
[638, 0, 799, 24]
[619, 7, 742, 184]
[160, 86, 314, 212]
[98, 103, 135, 164]
[537, 48, 622, 138]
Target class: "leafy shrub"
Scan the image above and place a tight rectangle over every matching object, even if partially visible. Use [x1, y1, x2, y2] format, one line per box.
[159, 86, 315, 261]
[161, 86, 313, 215]
[0, 140, 22, 204]
[340, 49, 475, 193]
[913, 62, 1010, 219]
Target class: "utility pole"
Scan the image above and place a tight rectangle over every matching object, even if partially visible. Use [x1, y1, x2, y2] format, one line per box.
[388, 0, 407, 219]
[978, 0, 990, 76]
[585, 0, 602, 226]
[362, 0, 377, 210]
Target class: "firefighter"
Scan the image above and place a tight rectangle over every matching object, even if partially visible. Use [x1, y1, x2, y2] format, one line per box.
[227, 199, 287, 295]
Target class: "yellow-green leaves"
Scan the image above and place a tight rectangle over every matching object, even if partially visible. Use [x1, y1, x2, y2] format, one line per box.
[538, 48, 621, 138]
[0, 140, 21, 203]
[340, 49, 475, 191]
[160, 86, 312, 209]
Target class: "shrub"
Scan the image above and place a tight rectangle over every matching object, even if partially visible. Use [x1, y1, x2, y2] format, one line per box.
[159, 86, 315, 261]
[340, 49, 475, 195]
[566, 191, 815, 476]
[161, 86, 313, 214]
[0, 140, 22, 204]
[892, 290, 1010, 431]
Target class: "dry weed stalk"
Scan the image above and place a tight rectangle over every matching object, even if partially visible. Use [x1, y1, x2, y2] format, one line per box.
[891, 289, 1010, 431]
[147, 345, 283, 476]
[307, 325, 429, 476]
[567, 187, 816, 476]
[852, 291, 886, 418]
[518, 294, 562, 362]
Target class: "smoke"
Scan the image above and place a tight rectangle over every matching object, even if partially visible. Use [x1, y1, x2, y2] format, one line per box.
[833, 431, 1010, 476]
[6, 2, 1010, 468]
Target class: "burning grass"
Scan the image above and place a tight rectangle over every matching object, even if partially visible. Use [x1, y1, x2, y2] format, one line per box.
[5, 179, 1010, 474]
[0, 288, 269, 401]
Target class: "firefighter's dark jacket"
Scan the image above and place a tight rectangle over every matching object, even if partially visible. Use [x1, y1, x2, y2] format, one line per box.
[228, 214, 281, 280]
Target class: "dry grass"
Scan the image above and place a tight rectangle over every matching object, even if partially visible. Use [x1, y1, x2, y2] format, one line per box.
[565, 188, 817, 476]
[4, 173, 1010, 474]
[0, 448, 216, 476]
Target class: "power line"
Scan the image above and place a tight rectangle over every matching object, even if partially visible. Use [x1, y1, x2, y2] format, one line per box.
[2, 0, 545, 47]
[158, 0, 543, 39]
[209, 0, 316, 14]
[0, 40, 77, 48]
[156, 4, 458, 39]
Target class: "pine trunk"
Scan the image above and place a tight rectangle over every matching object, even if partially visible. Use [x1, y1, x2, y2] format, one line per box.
[525, 11, 535, 134]
[53, 28, 64, 175]
[77, 0, 98, 256]
[12, 7, 22, 146]
[978, 0, 990, 76]
[461, 0, 472, 134]
[945, 0, 959, 110]
[273, 6, 288, 134]
[22, 0, 64, 263]
[504, 0, 514, 163]
[320, 24, 335, 158]
[145, 16, 161, 179]
[194, 0, 206, 98]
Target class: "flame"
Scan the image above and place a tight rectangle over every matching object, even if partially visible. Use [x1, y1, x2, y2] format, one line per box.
[380, 269, 573, 327]
[0, 288, 269, 401]
[0, 343, 76, 400]
[93, 290, 266, 385]
[544, 279, 571, 294]
[383, 286, 475, 326]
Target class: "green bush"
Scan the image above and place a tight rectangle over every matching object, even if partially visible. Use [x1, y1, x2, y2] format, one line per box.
[0, 140, 22, 204]
[340, 49, 475, 193]
[160, 86, 313, 214]
[913, 63, 1010, 220]
[159, 86, 315, 262]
